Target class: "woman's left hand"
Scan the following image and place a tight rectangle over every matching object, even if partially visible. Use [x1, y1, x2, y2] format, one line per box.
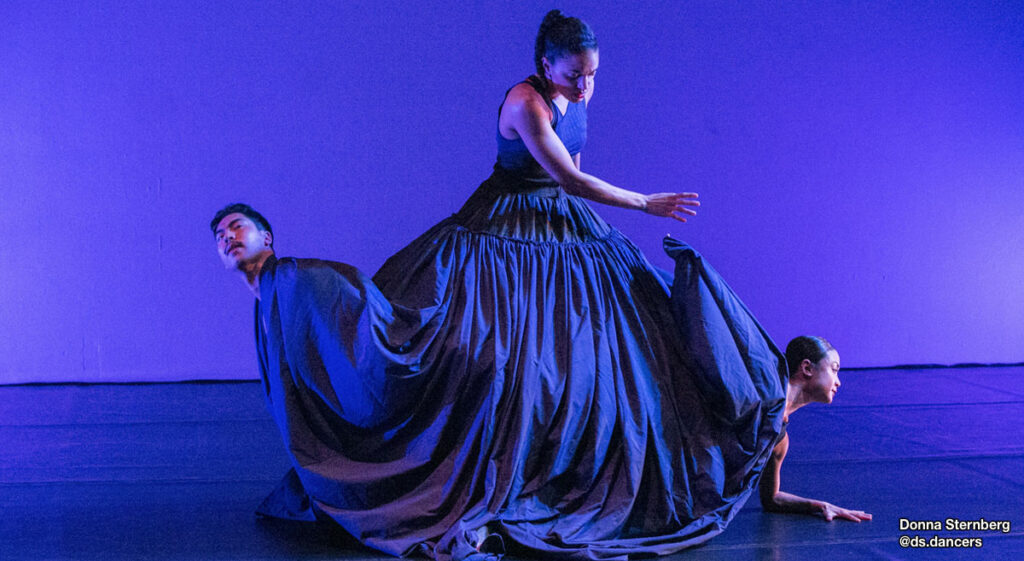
[642, 192, 700, 223]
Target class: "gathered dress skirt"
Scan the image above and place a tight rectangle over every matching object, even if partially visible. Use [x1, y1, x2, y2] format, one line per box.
[253, 167, 788, 560]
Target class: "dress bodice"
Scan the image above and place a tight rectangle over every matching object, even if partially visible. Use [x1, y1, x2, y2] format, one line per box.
[495, 76, 587, 181]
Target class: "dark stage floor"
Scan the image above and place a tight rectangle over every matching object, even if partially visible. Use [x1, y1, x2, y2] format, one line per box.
[2, 366, 1022, 560]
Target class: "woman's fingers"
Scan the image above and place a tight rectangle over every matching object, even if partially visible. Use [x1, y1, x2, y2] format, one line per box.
[677, 194, 700, 206]
[830, 507, 873, 522]
[645, 193, 701, 221]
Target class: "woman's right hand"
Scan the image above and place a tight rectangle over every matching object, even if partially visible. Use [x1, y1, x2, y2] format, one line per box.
[643, 192, 700, 223]
[816, 501, 873, 522]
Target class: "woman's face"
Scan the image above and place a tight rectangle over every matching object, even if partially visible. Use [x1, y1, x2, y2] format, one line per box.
[808, 349, 842, 404]
[543, 49, 599, 103]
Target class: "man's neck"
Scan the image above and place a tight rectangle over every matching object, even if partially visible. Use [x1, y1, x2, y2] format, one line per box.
[239, 251, 273, 300]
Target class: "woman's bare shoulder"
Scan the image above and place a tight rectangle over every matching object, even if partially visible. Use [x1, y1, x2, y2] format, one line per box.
[499, 81, 553, 140]
[504, 81, 548, 112]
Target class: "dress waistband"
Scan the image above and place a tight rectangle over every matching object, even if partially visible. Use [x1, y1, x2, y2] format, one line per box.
[488, 163, 562, 196]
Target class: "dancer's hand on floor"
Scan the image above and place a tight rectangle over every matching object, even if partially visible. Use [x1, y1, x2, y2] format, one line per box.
[643, 192, 699, 223]
[818, 501, 873, 522]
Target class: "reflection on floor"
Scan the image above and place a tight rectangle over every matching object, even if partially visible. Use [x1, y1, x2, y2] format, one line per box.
[2, 366, 1022, 560]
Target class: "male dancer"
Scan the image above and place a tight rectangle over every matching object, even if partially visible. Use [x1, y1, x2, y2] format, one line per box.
[212, 203, 274, 298]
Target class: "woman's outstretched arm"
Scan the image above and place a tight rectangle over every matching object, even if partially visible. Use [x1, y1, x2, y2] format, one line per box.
[759, 433, 873, 522]
[501, 85, 699, 223]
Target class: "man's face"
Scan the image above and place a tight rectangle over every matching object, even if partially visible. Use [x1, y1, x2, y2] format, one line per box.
[214, 212, 273, 270]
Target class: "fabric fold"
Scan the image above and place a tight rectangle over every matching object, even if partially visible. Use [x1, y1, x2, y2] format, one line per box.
[253, 171, 787, 560]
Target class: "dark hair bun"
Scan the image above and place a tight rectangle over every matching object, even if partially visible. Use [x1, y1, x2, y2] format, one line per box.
[533, 10, 598, 77]
[541, 9, 565, 29]
[785, 336, 835, 375]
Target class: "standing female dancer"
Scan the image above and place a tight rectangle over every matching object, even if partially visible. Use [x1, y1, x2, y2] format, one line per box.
[237, 9, 793, 560]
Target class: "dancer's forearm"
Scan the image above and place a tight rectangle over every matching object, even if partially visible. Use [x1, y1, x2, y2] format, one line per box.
[561, 172, 646, 210]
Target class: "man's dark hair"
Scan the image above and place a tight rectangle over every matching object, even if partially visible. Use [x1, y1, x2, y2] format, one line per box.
[210, 203, 273, 238]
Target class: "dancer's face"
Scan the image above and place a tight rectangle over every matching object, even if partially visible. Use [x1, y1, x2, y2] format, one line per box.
[808, 350, 842, 404]
[543, 49, 599, 103]
[214, 213, 273, 271]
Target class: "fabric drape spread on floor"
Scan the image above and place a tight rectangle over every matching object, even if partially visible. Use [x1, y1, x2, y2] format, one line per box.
[254, 169, 787, 560]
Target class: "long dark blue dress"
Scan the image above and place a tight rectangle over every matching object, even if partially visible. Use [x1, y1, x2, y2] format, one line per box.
[253, 78, 787, 560]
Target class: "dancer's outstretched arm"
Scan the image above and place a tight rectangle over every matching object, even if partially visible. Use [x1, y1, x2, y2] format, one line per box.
[501, 85, 699, 223]
[759, 434, 873, 522]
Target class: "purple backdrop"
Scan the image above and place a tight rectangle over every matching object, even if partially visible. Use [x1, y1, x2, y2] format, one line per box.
[1, 1, 1021, 383]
